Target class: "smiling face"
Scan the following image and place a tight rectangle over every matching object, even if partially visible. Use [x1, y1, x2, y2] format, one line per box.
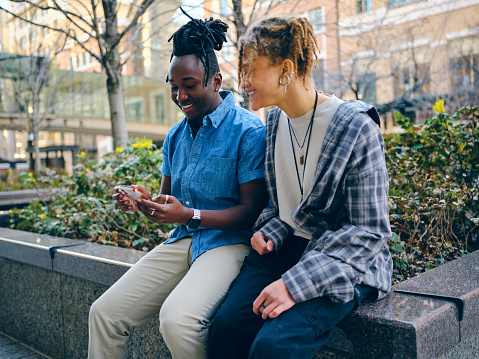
[168, 54, 222, 122]
[240, 48, 284, 111]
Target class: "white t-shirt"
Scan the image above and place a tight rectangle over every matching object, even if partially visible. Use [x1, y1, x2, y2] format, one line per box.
[274, 94, 343, 239]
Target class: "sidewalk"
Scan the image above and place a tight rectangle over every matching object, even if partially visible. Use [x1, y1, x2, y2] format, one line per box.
[0, 332, 49, 359]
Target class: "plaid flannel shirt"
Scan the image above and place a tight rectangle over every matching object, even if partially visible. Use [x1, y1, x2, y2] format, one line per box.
[254, 100, 393, 304]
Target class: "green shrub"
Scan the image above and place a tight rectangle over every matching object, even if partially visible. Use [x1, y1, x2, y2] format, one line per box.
[0, 169, 64, 191]
[9, 137, 173, 251]
[385, 102, 479, 283]
[5, 104, 479, 282]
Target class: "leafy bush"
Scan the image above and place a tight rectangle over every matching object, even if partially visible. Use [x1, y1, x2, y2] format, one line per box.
[8, 137, 173, 251]
[4, 104, 479, 283]
[0, 169, 64, 191]
[385, 102, 479, 283]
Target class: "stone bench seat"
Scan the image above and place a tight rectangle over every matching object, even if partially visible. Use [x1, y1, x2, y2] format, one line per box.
[0, 188, 67, 210]
[0, 227, 478, 359]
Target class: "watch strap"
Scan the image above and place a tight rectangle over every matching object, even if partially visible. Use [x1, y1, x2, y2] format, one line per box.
[187, 208, 201, 229]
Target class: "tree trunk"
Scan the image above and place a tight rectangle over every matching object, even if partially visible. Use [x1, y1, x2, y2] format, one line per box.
[102, 0, 129, 148]
[33, 120, 41, 173]
[106, 73, 128, 148]
[30, 91, 42, 173]
[231, 0, 250, 110]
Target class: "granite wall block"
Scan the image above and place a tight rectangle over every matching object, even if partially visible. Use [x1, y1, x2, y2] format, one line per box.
[0, 258, 64, 358]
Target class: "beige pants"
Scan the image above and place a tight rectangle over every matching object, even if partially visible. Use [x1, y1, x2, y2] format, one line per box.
[88, 236, 249, 359]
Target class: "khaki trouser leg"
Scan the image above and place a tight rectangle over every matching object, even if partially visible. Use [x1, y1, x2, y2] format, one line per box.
[88, 237, 248, 359]
[88, 238, 192, 359]
[159, 243, 249, 358]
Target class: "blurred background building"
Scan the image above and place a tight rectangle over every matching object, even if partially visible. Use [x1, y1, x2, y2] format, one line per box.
[0, 0, 478, 173]
[338, 0, 479, 129]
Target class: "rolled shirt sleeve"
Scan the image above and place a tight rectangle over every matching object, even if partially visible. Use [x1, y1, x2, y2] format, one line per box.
[159, 132, 171, 177]
[237, 127, 266, 184]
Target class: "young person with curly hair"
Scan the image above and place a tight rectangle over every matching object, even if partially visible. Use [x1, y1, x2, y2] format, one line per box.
[207, 15, 393, 359]
[88, 9, 268, 359]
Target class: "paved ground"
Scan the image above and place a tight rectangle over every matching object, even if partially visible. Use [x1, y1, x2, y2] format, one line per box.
[0, 332, 49, 359]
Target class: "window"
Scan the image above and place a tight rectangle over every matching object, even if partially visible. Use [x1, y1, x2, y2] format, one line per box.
[313, 59, 325, 92]
[126, 101, 144, 122]
[357, 0, 371, 13]
[20, 36, 27, 50]
[154, 94, 166, 124]
[393, 64, 430, 97]
[389, 0, 406, 5]
[222, 41, 233, 58]
[309, 7, 324, 33]
[417, 64, 430, 94]
[450, 54, 479, 90]
[31, 30, 38, 44]
[394, 68, 410, 96]
[357, 73, 377, 103]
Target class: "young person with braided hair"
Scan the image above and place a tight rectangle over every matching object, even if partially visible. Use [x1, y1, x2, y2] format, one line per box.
[207, 15, 392, 359]
[88, 9, 267, 359]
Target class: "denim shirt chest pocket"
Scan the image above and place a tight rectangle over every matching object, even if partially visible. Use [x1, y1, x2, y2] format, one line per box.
[200, 156, 238, 198]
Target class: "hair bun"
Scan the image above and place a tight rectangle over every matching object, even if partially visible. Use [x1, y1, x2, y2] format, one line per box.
[168, 7, 228, 86]
[204, 17, 229, 51]
[171, 7, 228, 53]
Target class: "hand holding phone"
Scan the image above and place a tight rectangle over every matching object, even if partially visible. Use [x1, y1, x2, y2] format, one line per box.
[114, 185, 145, 201]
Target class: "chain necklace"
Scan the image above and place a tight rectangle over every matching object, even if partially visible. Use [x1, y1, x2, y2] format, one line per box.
[287, 90, 318, 201]
[188, 119, 202, 138]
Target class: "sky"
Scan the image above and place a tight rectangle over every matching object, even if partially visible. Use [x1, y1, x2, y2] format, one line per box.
[0, 0, 11, 11]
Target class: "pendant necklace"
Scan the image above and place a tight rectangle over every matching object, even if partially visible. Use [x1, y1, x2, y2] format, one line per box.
[287, 90, 318, 200]
[189, 119, 201, 138]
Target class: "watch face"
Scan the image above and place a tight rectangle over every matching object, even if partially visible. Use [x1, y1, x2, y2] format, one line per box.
[188, 209, 201, 229]
[187, 217, 201, 229]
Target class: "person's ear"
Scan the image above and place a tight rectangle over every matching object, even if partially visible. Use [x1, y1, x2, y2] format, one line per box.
[281, 59, 295, 76]
[213, 72, 222, 92]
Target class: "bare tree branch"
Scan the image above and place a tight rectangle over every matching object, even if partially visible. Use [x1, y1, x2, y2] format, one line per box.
[113, 0, 156, 49]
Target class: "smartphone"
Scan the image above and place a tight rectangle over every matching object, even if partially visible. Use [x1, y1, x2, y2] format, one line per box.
[114, 185, 145, 201]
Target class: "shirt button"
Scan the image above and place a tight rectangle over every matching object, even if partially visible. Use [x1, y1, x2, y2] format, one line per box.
[186, 201, 190, 205]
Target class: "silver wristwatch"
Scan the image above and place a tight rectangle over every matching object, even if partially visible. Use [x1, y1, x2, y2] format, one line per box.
[187, 209, 201, 229]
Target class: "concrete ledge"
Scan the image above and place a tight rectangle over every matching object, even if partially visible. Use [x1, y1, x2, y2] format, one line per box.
[0, 188, 67, 209]
[0, 228, 162, 359]
[313, 250, 479, 359]
[1, 228, 478, 359]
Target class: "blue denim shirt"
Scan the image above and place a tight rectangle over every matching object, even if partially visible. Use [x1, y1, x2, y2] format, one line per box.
[160, 91, 266, 261]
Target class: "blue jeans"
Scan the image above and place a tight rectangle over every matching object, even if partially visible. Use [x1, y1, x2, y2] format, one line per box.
[207, 235, 375, 359]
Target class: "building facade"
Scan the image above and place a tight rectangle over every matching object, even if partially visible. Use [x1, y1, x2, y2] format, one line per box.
[338, 0, 479, 129]
[1, 0, 478, 170]
[203, 0, 340, 120]
[0, 0, 187, 171]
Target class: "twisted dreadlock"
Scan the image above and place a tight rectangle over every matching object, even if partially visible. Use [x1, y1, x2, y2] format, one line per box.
[238, 15, 320, 89]
[168, 7, 228, 86]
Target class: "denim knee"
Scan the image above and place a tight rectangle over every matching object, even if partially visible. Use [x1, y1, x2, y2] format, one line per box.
[208, 308, 237, 343]
[249, 330, 284, 359]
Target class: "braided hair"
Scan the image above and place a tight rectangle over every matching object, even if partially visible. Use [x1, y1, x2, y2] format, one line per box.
[168, 7, 228, 86]
[238, 15, 320, 89]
